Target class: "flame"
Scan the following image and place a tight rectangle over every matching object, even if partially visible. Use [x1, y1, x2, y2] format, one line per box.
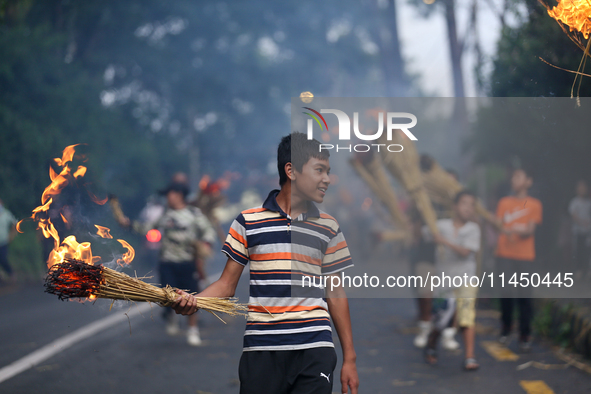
[87, 191, 108, 205]
[19, 144, 136, 293]
[116, 239, 135, 266]
[95, 224, 113, 239]
[548, 0, 591, 39]
[48, 235, 102, 268]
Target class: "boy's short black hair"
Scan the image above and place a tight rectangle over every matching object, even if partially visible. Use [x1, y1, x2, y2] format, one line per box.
[277, 132, 330, 186]
[454, 190, 476, 205]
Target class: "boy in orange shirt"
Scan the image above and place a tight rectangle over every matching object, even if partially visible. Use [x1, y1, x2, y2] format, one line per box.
[495, 168, 542, 351]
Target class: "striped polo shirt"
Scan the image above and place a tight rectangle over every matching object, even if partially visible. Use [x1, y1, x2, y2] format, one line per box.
[222, 189, 353, 351]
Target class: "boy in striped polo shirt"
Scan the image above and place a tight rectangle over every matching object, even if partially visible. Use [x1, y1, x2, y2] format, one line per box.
[173, 132, 359, 394]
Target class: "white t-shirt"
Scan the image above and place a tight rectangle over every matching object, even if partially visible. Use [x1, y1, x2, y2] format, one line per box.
[569, 197, 591, 234]
[423, 219, 481, 279]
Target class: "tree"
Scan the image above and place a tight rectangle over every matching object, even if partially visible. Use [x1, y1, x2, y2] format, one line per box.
[471, 0, 591, 265]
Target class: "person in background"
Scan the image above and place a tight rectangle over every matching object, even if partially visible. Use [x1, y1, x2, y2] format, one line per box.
[569, 180, 591, 279]
[409, 208, 436, 349]
[422, 191, 481, 371]
[118, 182, 217, 346]
[495, 168, 542, 352]
[0, 198, 17, 284]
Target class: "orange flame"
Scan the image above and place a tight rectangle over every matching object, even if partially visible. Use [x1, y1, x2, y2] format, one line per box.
[95, 224, 113, 239]
[19, 145, 136, 284]
[548, 0, 591, 39]
[116, 239, 135, 266]
[48, 235, 102, 268]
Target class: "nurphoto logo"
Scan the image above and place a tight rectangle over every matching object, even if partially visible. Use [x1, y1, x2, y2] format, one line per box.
[302, 107, 417, 153]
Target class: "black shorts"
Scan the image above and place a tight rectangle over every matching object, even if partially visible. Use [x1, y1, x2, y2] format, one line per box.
[158, 261, 199, 293]
[239, 347, 337, 394]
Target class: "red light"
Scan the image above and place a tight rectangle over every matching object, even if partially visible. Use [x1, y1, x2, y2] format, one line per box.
[146, 229, 161, 243]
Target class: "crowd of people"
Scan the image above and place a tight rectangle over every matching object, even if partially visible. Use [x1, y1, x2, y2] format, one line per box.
[409, 166, 591, 372]
[2, 133, 591, 392]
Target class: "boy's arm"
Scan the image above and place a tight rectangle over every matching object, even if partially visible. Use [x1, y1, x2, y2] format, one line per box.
[504, 221, 536, 237]
[9, 224, 17, 243]
[172, 257, 244, 315]
[433, 234, 472, 258]
[506, 202, 541, 237]
[326, 277, 359, 394]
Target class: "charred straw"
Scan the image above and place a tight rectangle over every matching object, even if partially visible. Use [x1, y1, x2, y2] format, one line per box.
[44, 259, 104, 300]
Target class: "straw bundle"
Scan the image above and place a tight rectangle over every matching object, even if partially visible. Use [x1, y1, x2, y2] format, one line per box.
[45, 258, 247, 319]
[420, 156, 501, 230]
[376, 128, 439, 236]
[349, 152, 410, 234]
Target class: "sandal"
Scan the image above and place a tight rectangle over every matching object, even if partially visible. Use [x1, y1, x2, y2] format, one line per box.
[424, 348, 438, 366]
[463, 358, 479, 371]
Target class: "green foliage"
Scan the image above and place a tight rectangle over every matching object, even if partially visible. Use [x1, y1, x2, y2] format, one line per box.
[471, 0, 591, 265]
[1, 0, 404, 221]
[6, 229, 44, 280]
[0, 21, 182, 218]
[533, 301, 572, 348]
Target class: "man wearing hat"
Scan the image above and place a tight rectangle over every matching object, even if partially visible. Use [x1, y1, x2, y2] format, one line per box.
[120, 181, 217, 345]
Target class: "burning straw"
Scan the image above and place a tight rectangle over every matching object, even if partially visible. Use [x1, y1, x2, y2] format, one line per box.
[540, 0, 591, 100]
[45, 258, 247, 320]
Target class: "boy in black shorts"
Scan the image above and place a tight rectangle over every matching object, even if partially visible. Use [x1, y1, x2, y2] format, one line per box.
[173, 132, 359, 394]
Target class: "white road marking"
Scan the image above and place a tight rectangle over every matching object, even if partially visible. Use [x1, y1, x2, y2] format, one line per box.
[0, 303, 151, 384]
[0, 270, 225, 384]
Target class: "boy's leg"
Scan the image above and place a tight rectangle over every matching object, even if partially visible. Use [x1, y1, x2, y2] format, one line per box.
[515, 261, 533, 346]
[0, 244, 13, 277]
[290, 348, 337, 394]
[517, 297, 532, 340]
[414, 261, 434, 348]
[461, 326, 475, 359]
[239, 351, 290, 394]
[456, 288, 477, 363]
[500, 298, 513, 337]
[414, 297, 433, 348]
[497, 258, 514, 339]
[177, 262, 201, 345]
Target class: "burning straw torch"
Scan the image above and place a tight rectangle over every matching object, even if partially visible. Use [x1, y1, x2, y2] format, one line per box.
[19, 144, 247, 320]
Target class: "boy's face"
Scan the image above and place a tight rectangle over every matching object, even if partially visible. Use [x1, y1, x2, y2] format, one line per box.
[167, 190, 185, 208]
[455, 194, 475, 222]
[511, 169, 532, 192]
[292, 157, 331, 203]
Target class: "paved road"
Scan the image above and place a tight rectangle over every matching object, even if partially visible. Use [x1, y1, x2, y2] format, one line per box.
[1, 273, 591, 393]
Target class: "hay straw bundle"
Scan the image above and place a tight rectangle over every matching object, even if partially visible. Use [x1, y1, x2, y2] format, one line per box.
[420, 156, 500, 230]
[349, 152, 410, 234]
[45, 259, 247, 319]
[376, 129, 439, 236]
